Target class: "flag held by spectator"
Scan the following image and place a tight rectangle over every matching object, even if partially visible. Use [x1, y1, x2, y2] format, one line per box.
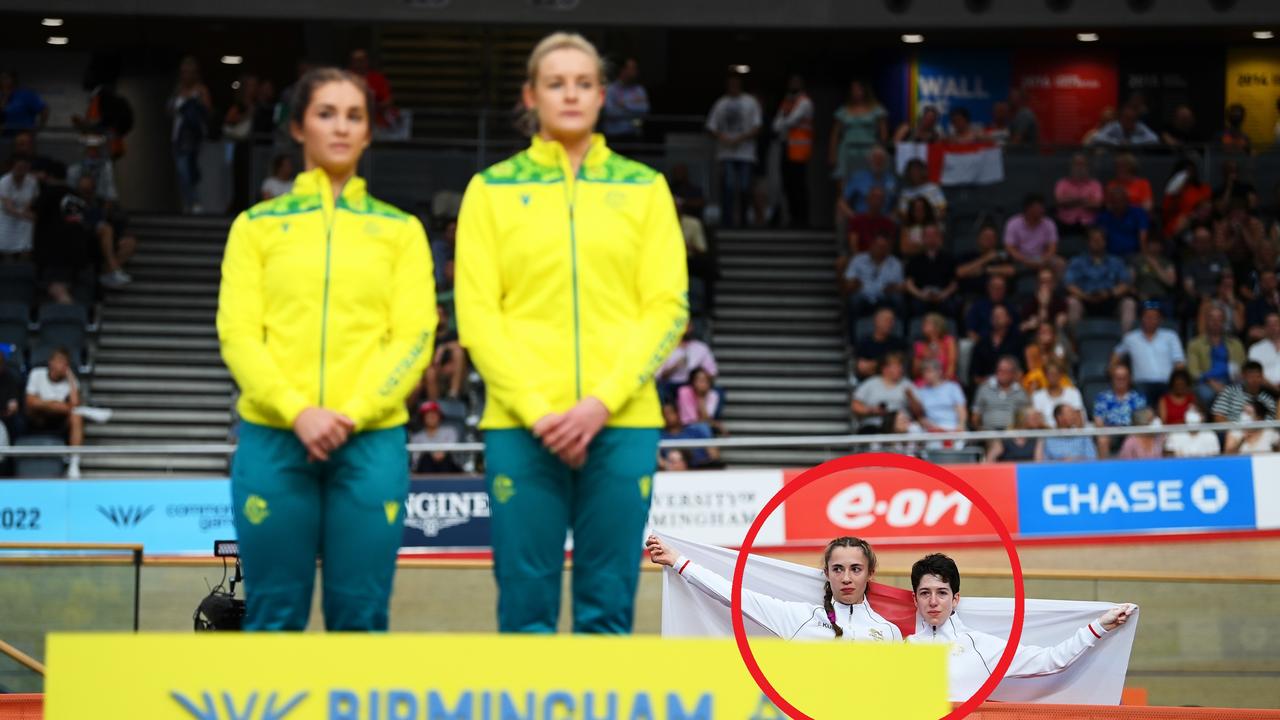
[897, 141, 1005, 186]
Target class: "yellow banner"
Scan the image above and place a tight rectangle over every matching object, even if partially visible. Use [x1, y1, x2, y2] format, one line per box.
[46, 633, 948, 719]
[1225, 47, 1280, 150]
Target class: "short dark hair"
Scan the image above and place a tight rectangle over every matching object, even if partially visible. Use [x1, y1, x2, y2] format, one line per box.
[1249, 399, 1269, 420]
[911, 553, 960, 593]
[49, 347, 71, 363]
[290, 67, 374, 131]
[1023, 192, 1046, 210]
[1053, 403, 1072, 422]
[1168, 367, 1192, 388]
[1244, 360, 1264, 375]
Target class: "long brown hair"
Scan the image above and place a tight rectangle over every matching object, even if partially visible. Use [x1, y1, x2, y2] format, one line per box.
[821, 536, 878, 638]
[289, 67, 374, 133]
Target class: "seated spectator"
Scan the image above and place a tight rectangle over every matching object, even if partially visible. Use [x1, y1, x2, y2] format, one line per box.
[1217, 199, 1265, 281]
[971, 355, 1030, 431]
[1053, 153, 1103, 231]
[1089, 104, 1159, 148]
[1181, 224, 1230, 302]
[421, 304, 467, 401]
[0, 155, 38, 260]
[898, 196, 934, 258]
[1160, 105, 1202, 148]
[350, 48, 398, 129]
[852, 352, 911, 434]
[1018, 267, 1069, 334]
[1249, 312, 1280, 392]
[1031, 358, 1084, 427]
[1095, 185, 1150, 257]
[1003, 193, 1063, 275]
[1211, 360, 1277, 421]
[1221, 103, 1252, 155]
[0, 70, 49, 135]
[965, 275, 1018, 341]
[260, 154, 295, 200]
[970, 306, 1022, 387]
[1117, 408, 1164, 459]
[985, 407, 1044, 463]
[1245, 243, 1280, 305]
[655, 322, 718, 400]
[956, 223, 1016, 298]
[844, 186, 898, 256]
[904, 224, 958, 320]
[659, 448, 690, 472]
[1200, 271, 1245, 338]
[897, 159, 947, 222]
[1157, 368, 1197, 426]
[660, 403, 719, 468]
[677, 368, 724, 435]
[67, 135, 119, 205]
[24, 347, 82, 478]
[1023, 324, 1075, 393]
[1160, 159, 1212, 239]
[912, 313, 957, 384]
[1112, 302, 1186, 404]
[842, 231, 904, 320]
[839, 146, 898, 216]
[9, 130, 59, 182]
[893, 105, 942, 144]
[1038, 405, 1098, 462]
[410, 401, 461, 474]
[1106, 153, 1154, 212]
[1065, 227, 1136, 331]
[906, 359, 967, 434]
[1224, 401, 1279, 455]
[1164, 407, 1222, 457]
[1171, 198, 1215, 252]
[945, 107, 980, 143]
[1095, 370, 1144, 460]
[1006, 88, 1039, 147]
[1213, 158, 1258, 215]
[853, 307, 908, 380]
[65, 173, 134, 289]
[1081, 106, 1116, 145]
[33, 168, 95, 303]
[1130, 237, 1176, 316]
[1187, 304, 1244, 408]
[668, 163, 706, 221]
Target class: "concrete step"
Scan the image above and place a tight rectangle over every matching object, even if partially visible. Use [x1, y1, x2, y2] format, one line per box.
[717, 360, 845, 376]
[716, 229, 834, 243]
[717, 389, 849, 405]
[716, 293, 839, 309]
[108, 294, 219, 309]
[717, 375, 848, 391]
[129, 252, 224, 268]
[720, 255, 830, 269]
[131, 239, 226, 256]
[714, 333, 844, 349]
[101, 307, 217, 323]
[718, 267, 835, 282]
[718, 280, 834, 295]
[716, 346, 844, 363]
[105, 408, 232, 424]
[128, 267, 221, 283]
[723, 404, 851, 420]
[722, 447, 843, 468]
[718, 244, 832, 258]
[88, 378, 234, 394]
[130, 214, 232, 231]
[85, 424, 229, 440]
[100, 321, 216, 337]
[94, 348, 225, 366]
[722, 419, 852, 435]
[112, 280, 220, 295]
[92, 364, 231, 380]
[714, 319, 842, 336]
[90, 394, 231, 409]
[714, 306, 839, 321]
[97, 335, 219, 351]
[79, 454, 228, 473]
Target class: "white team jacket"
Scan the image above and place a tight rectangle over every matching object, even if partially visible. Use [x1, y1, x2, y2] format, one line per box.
[672, 556, 903, 642]
[907, 611, 1110, 701]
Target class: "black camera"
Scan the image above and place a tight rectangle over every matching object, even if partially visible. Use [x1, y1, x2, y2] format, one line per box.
[193, 540, 246, 631]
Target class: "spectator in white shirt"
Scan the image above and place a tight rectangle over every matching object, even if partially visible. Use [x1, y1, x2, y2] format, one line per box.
[1224, 401, 1280, 455]
[706, 74, 762, 229]
[1112, 302, 1186, 405]
[0, 155, 38, 258]
[1164, 407, 1221, 458]
[1031, 359, 1085, 428]
[1247, 311, 1280, 393]
[1088, 104, 1159, 147]
[24, 348, 83, 478]
[843, 232, 904, 320]
[259, 154, 295, 200]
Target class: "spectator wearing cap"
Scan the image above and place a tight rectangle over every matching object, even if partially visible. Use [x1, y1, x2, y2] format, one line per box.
[1065, 227, 1136, 332]
[971, 356, 1029, 431]
[1092, 363, 1147, 459]
[1003, 193, 1064, 276]
[409, 401, 461, 474]
[1112, 302, 1185, 404]
[1211, 360, 1278, 422]
[67, 134, 119, 205]
[1187, 304, 1245, 409]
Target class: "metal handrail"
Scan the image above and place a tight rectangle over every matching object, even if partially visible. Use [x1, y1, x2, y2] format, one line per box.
[0, 419, 1273, 456]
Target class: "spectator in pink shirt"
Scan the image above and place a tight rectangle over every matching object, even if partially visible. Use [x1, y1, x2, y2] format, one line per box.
[1054, 153, 1103, 230]
[677, 368, 724, 434]
[656, 322, 719, 400]
[1004, 193, 1064, 276]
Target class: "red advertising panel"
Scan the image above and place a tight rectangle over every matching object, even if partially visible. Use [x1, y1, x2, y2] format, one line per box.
[1014, 53, 1118, 146]
[782, 464, 1018, 545]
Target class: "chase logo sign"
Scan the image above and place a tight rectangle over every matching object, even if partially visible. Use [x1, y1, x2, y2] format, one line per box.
[97, 505, 153, 528]
[1016, 457, 1257, 536]
[172, 690, 307, 720]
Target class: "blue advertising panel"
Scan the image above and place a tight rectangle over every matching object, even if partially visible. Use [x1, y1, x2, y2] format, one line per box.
[914, 50, 1011, 130]
[400, 476, 491, 550]
[0, 480, 69, 543]
[65, 480, 234, 554]
[1016, 457, 1257, 536]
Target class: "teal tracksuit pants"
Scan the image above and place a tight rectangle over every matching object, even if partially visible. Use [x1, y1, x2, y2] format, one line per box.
[485, 427, 659, 634]
[231, 421, 409, 631]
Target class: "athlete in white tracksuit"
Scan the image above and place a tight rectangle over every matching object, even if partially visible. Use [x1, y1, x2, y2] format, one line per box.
[908, 553, 1137, 701]
[646, 534, 903, 643]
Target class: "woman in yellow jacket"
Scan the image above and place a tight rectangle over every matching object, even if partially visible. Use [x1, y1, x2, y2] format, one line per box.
[456, 33, 688, 633]
[216, 68, 435, 631]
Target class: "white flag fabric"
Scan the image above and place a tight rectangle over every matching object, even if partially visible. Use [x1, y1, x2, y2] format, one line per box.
[656, 533, 1139, 705]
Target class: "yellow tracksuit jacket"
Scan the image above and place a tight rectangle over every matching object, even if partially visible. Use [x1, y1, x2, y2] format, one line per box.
[456, 134, 689, 430]
[217, 167, 436, 432]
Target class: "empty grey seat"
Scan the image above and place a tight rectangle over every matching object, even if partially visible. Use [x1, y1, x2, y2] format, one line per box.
[1079, 338, 1117, 363]
[0, 264, 35, 305]
[922, 447, 985, 465]
[855, 314, 904, 341]
[14, 435, 66, 479]
[0, 303, 29, 362]
[1078, 358, 1111, 384]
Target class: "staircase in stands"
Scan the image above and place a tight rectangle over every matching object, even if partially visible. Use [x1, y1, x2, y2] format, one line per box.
[711, 229, 851, 468]
[81, 215, 232, 478]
